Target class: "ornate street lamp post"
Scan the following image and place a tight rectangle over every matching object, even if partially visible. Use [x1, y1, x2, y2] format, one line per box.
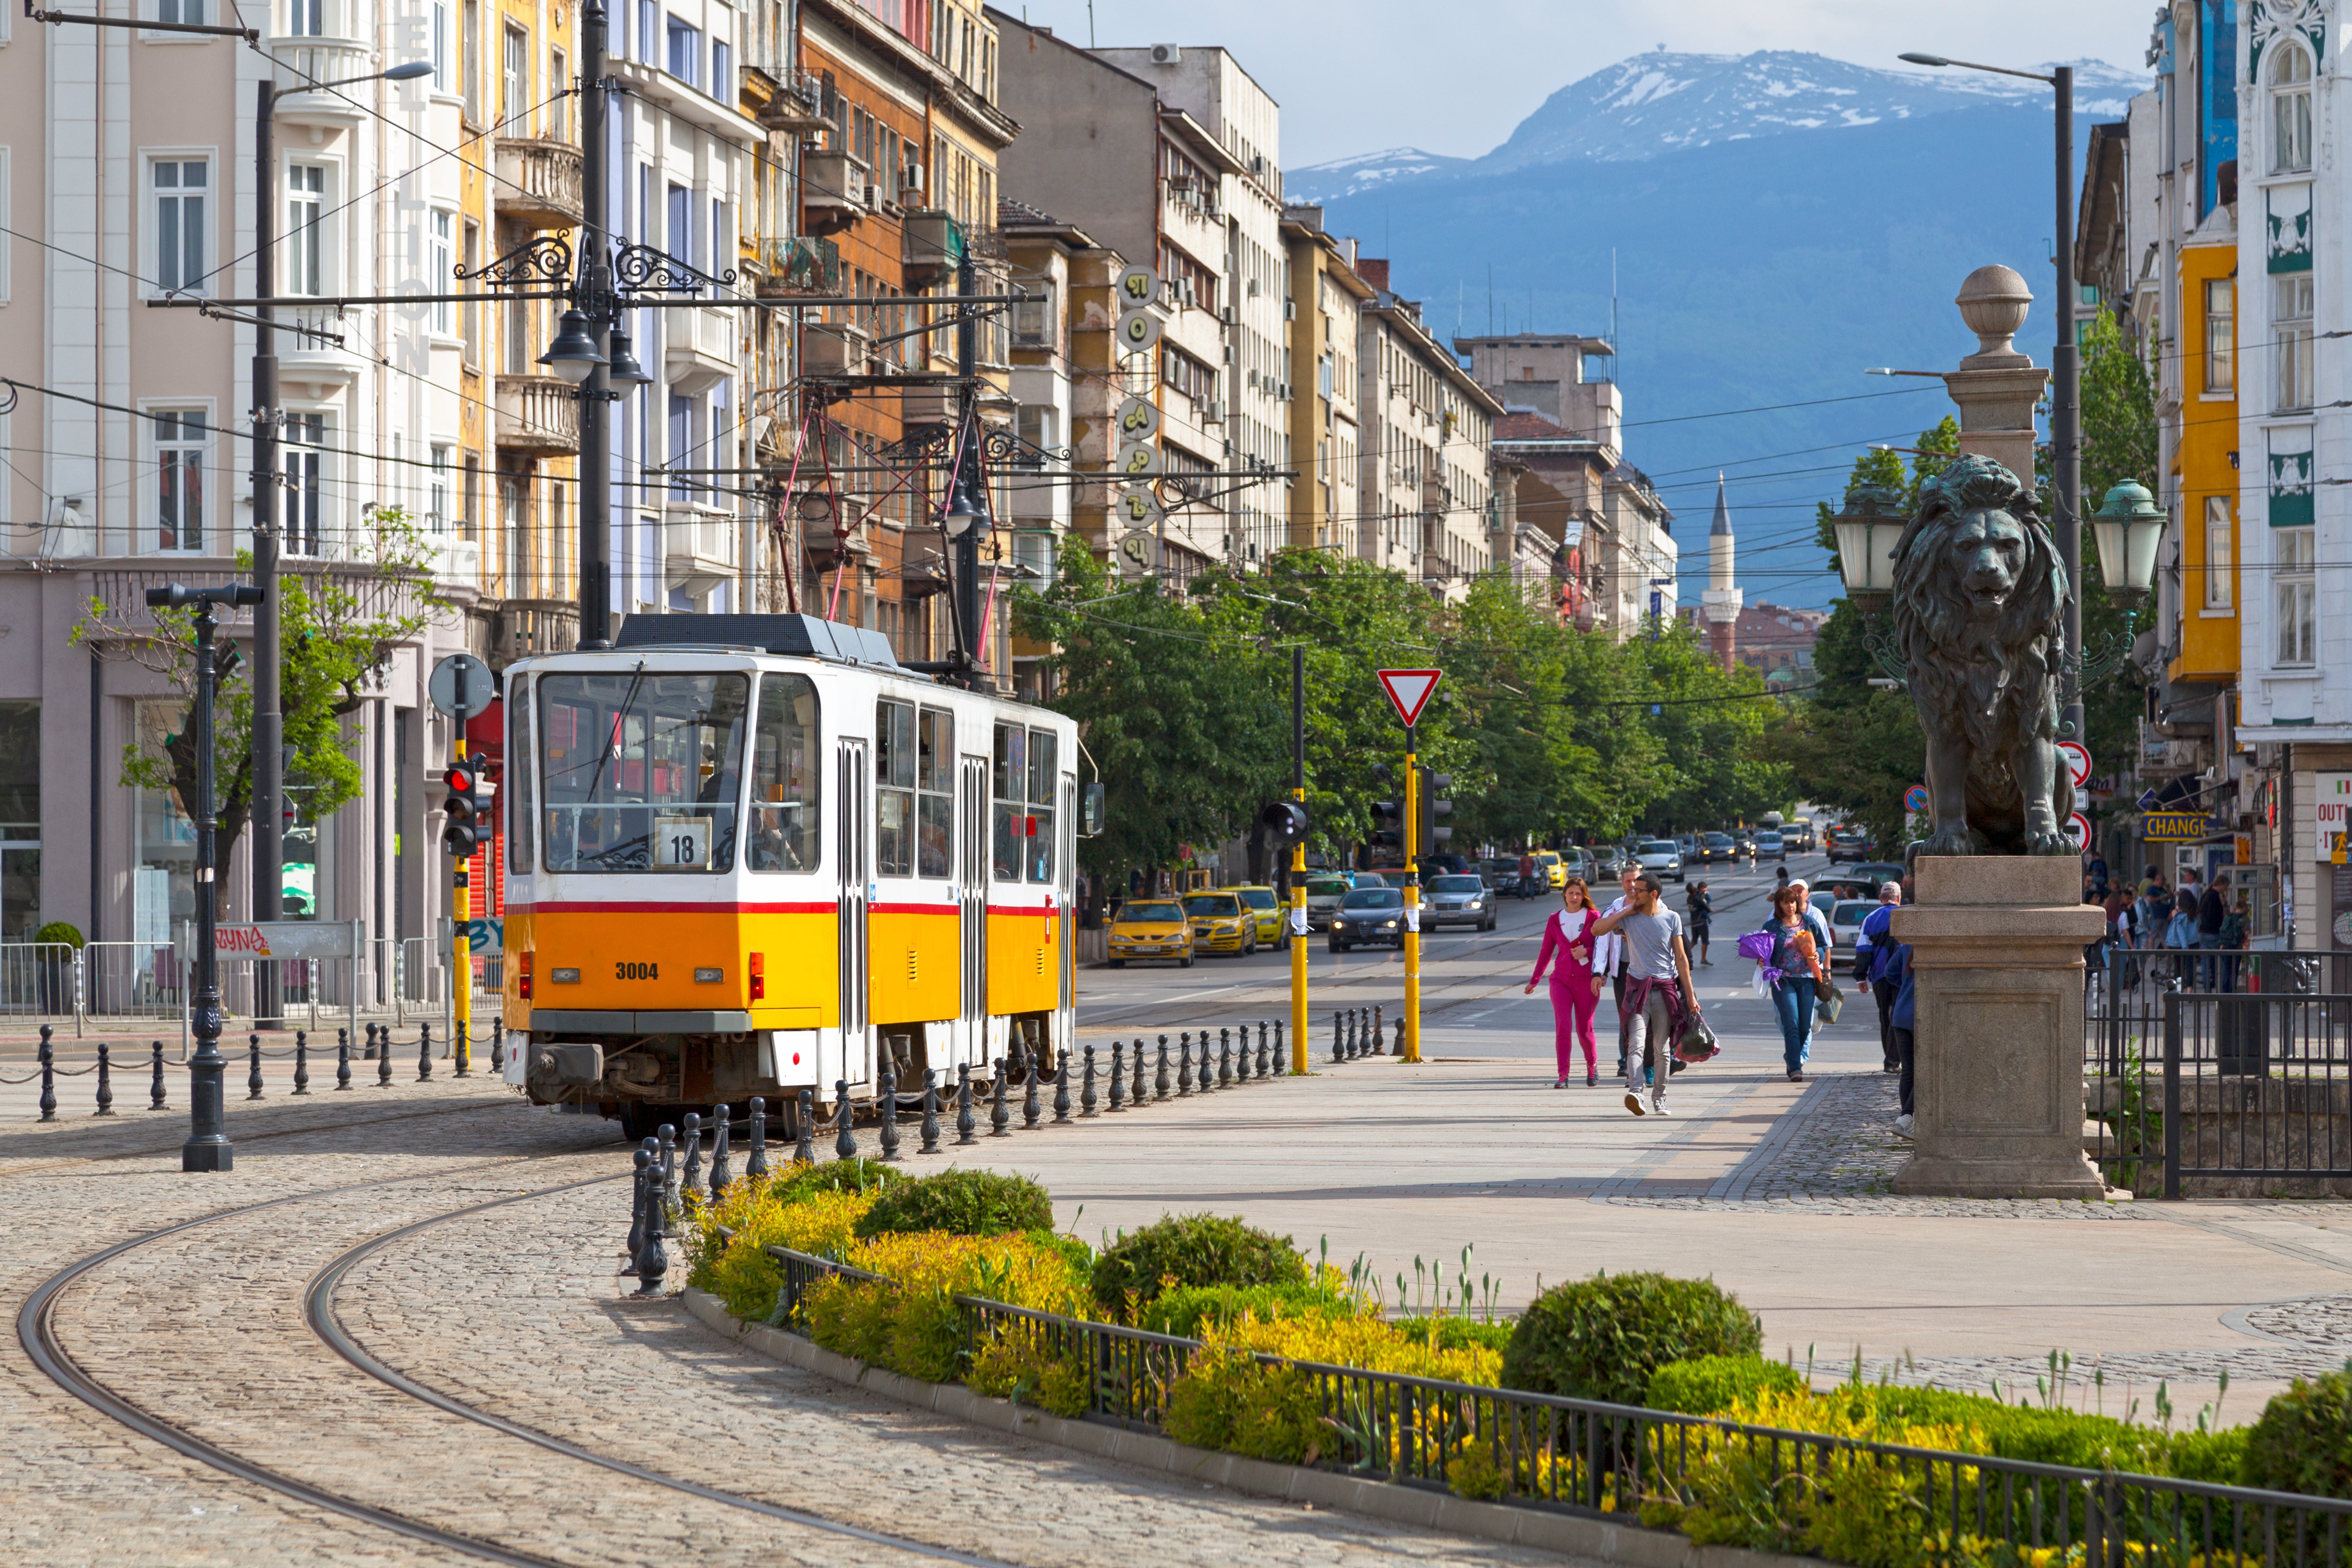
[2088, 478, 2167, 610]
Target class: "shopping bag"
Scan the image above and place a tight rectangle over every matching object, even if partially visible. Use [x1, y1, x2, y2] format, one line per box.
[1676, 1014, 1720, 1062]
[1815, 980, 1844, 1026]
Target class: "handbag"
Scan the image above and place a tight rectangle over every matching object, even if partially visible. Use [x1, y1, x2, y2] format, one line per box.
[1676, 1013, 1719, 1062]
[1814, 980, 1844, 1025]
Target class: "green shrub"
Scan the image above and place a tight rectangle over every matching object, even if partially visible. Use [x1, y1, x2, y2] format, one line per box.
[1394, 1316, 1516, 1356]
[1090, 1213, 1306, 1318]
[851, 1168, 1053, 1239]
[32, 921, 82, 949]
[1137, 1281, 1356, 1339]
[771, 1158, 902, 1202]
[1499, 1272, 1761, 1405]
[1830, 1384, 2249, 1478]
[1648, 1354, 1806, 1414]
[2243, 1368, 2352, 1497]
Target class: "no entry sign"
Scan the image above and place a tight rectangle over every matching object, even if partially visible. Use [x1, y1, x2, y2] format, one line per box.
[1378, 669, 1442, 728]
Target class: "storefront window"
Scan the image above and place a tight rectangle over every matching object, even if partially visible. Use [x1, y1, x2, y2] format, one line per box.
[133, 701, 190, 947]
[0, 702, 36, 940]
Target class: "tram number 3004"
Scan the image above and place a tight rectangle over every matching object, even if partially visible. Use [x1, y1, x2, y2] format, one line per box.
[616, 962, 659, 980]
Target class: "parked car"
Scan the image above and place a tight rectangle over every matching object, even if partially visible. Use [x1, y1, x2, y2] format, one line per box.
[1700, 831, 1735, 864]
[1424, 873, 1498, 931]
[1823, 862, 1906, 902]
[1532, 849, 1567, 889]
[1590, 844, 1630, 881]
[1633, 839, 1685, 884]
[1303, 872, 1360, 931]
[1181, 891, 1257, 956]
[1328, 886, 1407, 951]
[1754, 829, 1787, 862]
[1425, 853, 1469, 876]
[1105, 898, 1195, 968]
[1221, 884, 1289, 949]
[1825, 826, 1872, 864]
[1676, 833, 1699, 862]
[1834, 898, 1877, 972]
[1559, 847, 1598, 884]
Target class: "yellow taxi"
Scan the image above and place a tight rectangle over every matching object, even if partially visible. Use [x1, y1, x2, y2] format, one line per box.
[1105, 898, 1195, 968]
[1222, 884, 1290, 950]
[1533, 850, 1567, 889]
[1181, 891, 1258, 957]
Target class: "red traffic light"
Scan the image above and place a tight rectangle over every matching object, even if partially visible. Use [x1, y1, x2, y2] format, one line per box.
[443, 764, 478, 794]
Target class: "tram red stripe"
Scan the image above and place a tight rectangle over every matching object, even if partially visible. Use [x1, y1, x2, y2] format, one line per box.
[870, 902, 958, 915]
[515, 901, 839, 915]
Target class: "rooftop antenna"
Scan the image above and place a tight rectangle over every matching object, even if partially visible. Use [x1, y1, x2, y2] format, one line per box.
[1087, 0, 1095, 47]
[1487, 263, 1493, 335]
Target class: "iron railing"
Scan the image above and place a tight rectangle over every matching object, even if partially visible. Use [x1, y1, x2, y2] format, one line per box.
[755, 1243, 2352, 1558]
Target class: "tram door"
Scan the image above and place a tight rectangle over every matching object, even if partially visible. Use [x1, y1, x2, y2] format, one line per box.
[1058, 774, 1076, 1046]
[836, 738, 870, 1090]
[958, 753, 988, 1068]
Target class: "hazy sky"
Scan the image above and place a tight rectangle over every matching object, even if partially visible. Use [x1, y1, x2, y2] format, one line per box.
[998, 0, 2158, 166]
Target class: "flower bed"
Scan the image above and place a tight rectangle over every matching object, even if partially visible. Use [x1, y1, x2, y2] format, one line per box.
[684, 1164, 2352, 1568]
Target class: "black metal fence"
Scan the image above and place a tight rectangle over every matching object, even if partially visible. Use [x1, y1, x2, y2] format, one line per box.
[757, 1242, 2352, 1563]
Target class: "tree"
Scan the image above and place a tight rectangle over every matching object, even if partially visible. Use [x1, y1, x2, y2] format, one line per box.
[2072, 308, 2158, 778]
[76, 510, 441, 874]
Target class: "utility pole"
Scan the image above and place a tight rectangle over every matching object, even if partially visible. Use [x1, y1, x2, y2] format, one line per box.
[2052, 63, 2082, 753]
[1288, 645, 1306, 1074]
[953, 252, 984, 678]
[1402, 724, 1421, 1063]
[251, 79, 283, 1029]
[577, 0, 613, 648]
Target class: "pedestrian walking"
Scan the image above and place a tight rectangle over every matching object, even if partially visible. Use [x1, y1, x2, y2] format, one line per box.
[1587, 874, 1701, 1118]
[1518, 849, 1538, 900]
[1858, 880, 1903, 1073]
[1885, 940, 1917, 1135]
[1752, 883, 1826, 1082]
[1685, 881, 1714, 965]
[1525, 877, 1603, 1087]
[2196, 873, 2230, 989]
[1785, 876, 1834, 1065]
[1592, 863, 1644, 1077]
[2164, 890, 2197, 953]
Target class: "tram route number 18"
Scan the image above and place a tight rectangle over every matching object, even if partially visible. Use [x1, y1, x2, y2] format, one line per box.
[653, 815, 712, 870]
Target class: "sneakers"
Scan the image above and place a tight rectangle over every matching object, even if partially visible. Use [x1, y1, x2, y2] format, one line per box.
[1624, 1092, 1646, 1116]
[1649, 1100, 1672, 1117]
[1894, 1113, 1914, 1138]
[1587, 1070, 1598, 1087]
[1787, 1070, 1806, 1082]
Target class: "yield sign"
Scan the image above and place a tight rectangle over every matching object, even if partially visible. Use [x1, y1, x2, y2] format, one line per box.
[1378, 668, 1442, 728]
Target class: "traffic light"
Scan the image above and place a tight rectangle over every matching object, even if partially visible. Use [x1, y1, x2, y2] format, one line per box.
[1260, 800, 1309, 842]
[1371, 795, 1403, 850]
[442, 762, 483, 857]
[1419, 769, 1454, 851]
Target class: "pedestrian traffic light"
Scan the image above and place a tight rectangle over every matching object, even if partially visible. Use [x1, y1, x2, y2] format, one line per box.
[1371, 795, 1403, 849]
[1419, 769, 1454, 849]
[1260, 800, 1309, 842]
[442, 762, 482, 857]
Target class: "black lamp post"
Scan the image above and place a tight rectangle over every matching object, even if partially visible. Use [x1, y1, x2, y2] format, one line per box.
[1899, 51, 2080, 743]
[146, 584, 266, 1172]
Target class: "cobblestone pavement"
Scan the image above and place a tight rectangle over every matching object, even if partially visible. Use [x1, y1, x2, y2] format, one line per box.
[0, 1087, 1596, 1567]
[2242, 1293, 2352, 1348]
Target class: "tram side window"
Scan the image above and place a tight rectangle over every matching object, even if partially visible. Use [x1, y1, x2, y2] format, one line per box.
[538, 673, 748, 873]
[876, 698, 915, 877]
[506, 677, 534, 874]
[748, 673, 820, 872]
[917, 707, 952, 878]
[1026, 727, 1056, 885]
[991, 721, 1025, 881]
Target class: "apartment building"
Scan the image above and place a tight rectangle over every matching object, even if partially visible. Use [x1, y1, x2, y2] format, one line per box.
[1279, 204, 1368, 555]
[1350, 260, 1497, 602]
[0, 1, 518, 972]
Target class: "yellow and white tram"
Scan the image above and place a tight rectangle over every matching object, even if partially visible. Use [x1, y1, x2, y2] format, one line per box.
[496, 614, 1082, 1140]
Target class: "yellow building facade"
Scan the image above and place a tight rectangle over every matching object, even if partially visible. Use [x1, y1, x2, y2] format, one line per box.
[2169, 239, 2240, 685]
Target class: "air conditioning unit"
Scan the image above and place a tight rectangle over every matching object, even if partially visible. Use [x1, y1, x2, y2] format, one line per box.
[1251, 154, 1267, 177]
[1246, 277, 1260, 298]
[1222, 344, 1234, 363]
[1220, 305, 1235, 326]
[903, 162, 924, 193]
[1149, 42, 1181, 64]
[1179, 278, 1197, 306]
[1200, 400, 1223, 423]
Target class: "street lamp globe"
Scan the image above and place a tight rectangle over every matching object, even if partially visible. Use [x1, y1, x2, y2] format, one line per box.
[942, 467, 990, 538]
[2088, 478, 2166, 605]
[604, 322, 653, 388]
[382, 61, 434, 81]
[1832, 480, 1905, 609]
[539, 306, 606, 384]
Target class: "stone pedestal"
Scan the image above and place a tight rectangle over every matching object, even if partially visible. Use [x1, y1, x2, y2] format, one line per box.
[1889, 857, 2109, 1198]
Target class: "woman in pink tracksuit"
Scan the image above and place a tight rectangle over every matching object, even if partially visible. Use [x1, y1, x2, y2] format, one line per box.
[1524, 876, 1603, 1087]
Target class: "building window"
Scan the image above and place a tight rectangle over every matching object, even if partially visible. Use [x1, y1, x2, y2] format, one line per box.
[2203, 496, 2233, 610]
[636, 0, 655, 65]
[712, 37, 730, 94]
[430, 212, 453, 334]
[462, 451, 481, 539]
[153, 409, 206, 551]
[2276, 273, 2314, 410]
[2204, 278, 2234, 394]
[462, 0, 480, 123]
[667, 392, 695, 498]
[2276, 525, 2315, 666]
[431, 0, 448, 90]
[2273, 42, 2313, 174]
[157, 0, 206, 23]
[286, 0, 321, 36]
[429, 443, 452, 528]
[461, 220, 480, 364]
[499, 471, 525, 592]
[1012, 278, 1053, 345]
[549, 49, 567, 138]
[501, 24, 527, 131]
[284, 412, 324, 555]
[287, 162, 325, 296]
[666, 181, 691, 268]
[152, 158, 208, 295]
[666, 16, 699, 87]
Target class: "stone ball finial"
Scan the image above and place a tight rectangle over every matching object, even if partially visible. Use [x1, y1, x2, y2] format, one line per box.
[1955, 265, 2033, 365]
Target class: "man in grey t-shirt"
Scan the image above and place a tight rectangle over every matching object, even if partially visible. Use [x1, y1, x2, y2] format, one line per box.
[1590, 874, 1702, 1116]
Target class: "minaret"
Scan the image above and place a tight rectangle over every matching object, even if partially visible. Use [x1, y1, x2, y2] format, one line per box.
[1700, 474, 1742, 670]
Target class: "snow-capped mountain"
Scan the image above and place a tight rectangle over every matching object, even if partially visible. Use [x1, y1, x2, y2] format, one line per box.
[1289, 51, 2148, 199]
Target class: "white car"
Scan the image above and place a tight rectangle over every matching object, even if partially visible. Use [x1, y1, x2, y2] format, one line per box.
[1633, 839, 1685, 884]
[1302, 872, 1361, 932]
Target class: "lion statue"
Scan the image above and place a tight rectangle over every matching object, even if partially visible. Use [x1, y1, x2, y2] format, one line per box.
[1890, 454, 2074, 856]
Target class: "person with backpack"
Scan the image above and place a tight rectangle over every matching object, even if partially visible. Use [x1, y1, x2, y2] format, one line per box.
[1885, 939, 1917, 1135]
[1586, 874, 1702, 1118]
[1686, 881, 1714, 966]
[1857, 880, 1902, 1074]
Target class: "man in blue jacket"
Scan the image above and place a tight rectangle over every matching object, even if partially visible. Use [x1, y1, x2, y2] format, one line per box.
[1885, 940, 1916, 1135]
[1858, 881, 1902, 1074]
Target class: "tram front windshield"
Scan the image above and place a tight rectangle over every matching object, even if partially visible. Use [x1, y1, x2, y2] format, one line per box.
[538, 672, 749, 873]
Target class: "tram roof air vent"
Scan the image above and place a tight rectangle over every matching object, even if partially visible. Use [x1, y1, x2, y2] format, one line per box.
[612, 613, 902, 670]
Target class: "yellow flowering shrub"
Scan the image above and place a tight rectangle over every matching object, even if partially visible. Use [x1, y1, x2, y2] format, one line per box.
[964, 1320, 1093, 1418]
[1163, 1310, 1503, 1464]
[686, 1169, 881, 1322]
[802, 1231, 1090, 1383]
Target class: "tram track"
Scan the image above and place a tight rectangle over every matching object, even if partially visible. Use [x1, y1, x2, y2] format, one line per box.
[21, 1152, 1031, 1568]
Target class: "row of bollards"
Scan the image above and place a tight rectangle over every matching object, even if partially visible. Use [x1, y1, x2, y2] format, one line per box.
[24, 1025, 170, 1121]
[1328, 1004, 1405, 1064]
[626, 1019, 1303, 1293]
[16, 1019, 485, 1123]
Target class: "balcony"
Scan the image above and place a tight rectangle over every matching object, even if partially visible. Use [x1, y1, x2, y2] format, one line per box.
[902, 209, 961, 290]
[800, 321, 870, 379]
[425, 535, 482, 592]
[753, 66, 831, 132]
[664, 305, 737, 393]
[488, 598, 579, 666]
[757, 235, 840, 298]
[664, 507, 738, 596]
[495, 374, 580, 456]
[493, 138, 584, 230]
[279, 302, 369, 383]
[801, 149, 870, 234]
[269, 37, 376, 124]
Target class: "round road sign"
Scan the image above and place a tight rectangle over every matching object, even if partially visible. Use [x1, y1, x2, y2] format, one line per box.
[2057, 740, 2093, 788]
[2065, 811, 2093, 851]
[1903, 784, 1929, 814]
[429, 653, 495, 718]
